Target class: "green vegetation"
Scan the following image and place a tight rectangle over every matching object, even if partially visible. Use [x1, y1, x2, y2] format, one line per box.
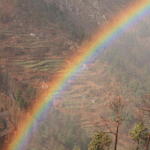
[130, 122, 149, 150]
[88, 131, 112, 150]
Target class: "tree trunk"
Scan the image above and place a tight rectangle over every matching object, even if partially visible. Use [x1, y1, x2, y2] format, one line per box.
[136, 140, 139, 150]
[114, 122, 119, 150]
[146, 135, 150, 150]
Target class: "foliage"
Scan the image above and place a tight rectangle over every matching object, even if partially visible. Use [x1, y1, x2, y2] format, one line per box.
[130, 122, 149, 145]
[88, 131, 112, 150]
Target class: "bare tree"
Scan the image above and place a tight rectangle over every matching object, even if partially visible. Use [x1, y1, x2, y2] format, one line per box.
[99, 81, 127, 150]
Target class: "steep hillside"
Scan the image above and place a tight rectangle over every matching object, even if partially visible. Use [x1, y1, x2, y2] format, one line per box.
[45, 0, 136, 36]
[22, 9, 150, 150]
[0, 0, 136, 38]
[0, 0, 79, 147]
[102, 16, 150, 99]
[1, 0, 149, 150]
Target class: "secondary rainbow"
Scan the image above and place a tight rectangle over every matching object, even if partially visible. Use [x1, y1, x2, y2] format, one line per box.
[6, 0, 150, 150]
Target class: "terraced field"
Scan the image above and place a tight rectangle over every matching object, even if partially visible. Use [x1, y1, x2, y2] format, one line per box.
[15, 58, 64, 72]
[1, 1, 150, 149]
[0, 21, 78, 145]
[24, 16, 150, 150]
[25, 58, 132, 150]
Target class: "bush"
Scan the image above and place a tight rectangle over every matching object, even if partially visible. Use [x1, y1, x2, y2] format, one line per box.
[88, 131, 112, 150]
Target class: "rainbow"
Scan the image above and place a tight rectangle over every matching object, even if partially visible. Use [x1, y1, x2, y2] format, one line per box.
[6, 0, 150, 150]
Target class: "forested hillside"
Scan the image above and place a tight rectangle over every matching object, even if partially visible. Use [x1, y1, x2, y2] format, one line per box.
[0, 0, 149, 150]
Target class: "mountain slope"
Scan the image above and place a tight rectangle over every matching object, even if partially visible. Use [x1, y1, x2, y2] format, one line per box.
[45, 0, 136, 36]
[23, 9, 150, 150]
[1, 0, 149, 149]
